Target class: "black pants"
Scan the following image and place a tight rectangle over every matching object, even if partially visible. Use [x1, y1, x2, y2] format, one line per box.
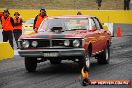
[13, 29, 22, 47]
[97, 2, 102, 10]
[2, 30, 14, 48]
[98, 2, 101, 7]
[124, 2, 130, 10]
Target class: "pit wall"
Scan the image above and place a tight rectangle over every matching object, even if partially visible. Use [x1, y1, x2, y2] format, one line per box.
[0, 9, 132, 24]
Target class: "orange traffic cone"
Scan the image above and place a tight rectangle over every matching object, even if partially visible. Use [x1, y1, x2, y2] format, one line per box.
[116, 24, 122, 37]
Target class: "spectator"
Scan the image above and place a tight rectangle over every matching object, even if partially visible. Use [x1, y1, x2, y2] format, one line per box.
[124, 0, 130, 10]
[13, 12, 23, 48]
[96, 0, 102, 10]
[77, 11, 82, 15]
[33, 8, 48, 32]
[0, 10, 14, 48]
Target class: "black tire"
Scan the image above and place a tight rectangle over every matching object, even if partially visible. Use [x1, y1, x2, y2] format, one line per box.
[50, 59, 61, 64]
[97, 46, 110, 64]
[25, 57, 37, 72]
[79, 54, 90, 72]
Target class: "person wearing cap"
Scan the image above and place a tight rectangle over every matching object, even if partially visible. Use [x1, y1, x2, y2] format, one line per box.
[13, 12, 23, 48]
[0, 10, 14, 48]
[33, 8, 48, 32]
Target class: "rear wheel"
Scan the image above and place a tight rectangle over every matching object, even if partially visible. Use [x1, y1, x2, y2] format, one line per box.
[50, 59, 61, 64]
[96, 46, 110, 64]
[25, 57, 37, 72]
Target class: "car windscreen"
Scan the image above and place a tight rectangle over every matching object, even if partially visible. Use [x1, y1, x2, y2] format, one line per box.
[38, 18, 89, 32]
[24, 19, 34, 24]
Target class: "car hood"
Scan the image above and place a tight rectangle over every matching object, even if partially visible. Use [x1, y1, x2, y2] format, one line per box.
[20, 30, 89, 39]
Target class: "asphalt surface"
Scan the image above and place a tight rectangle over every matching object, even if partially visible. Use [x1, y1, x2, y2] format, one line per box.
[0, 24, 132, 88]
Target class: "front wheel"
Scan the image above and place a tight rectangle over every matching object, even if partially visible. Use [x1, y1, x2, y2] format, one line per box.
[25, 57, 37, 72]
[97, 46, 110, 64]
[79, 54, 90, 72]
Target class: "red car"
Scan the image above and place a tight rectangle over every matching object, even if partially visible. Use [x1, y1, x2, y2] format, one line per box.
[18, 16, 111, 72]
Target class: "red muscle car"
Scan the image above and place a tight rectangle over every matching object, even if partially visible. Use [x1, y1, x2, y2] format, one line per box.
[18, 16, 111, 72]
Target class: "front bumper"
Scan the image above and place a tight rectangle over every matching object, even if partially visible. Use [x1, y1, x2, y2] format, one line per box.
[18, 48, 85, 57]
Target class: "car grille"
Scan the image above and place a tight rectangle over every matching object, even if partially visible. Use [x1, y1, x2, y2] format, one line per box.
[37, 40, 50, 47]
[20, 39, 83, 49]
[52, 40, 64, 47]
[26, 39, 66, 48]
[37, 39, 64, 48]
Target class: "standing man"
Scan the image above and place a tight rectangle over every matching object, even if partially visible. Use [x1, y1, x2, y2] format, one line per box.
[33, 8, 48, 32]
[13, 12, 23, 48]
[96, 0, 102, 10]
[1, 10, 14, 48]
[124, 0, 130, 10]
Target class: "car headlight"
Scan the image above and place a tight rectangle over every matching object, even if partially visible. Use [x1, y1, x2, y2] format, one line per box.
[64, 40, 70, 46]
[31, 41, 38, 47]
[73, 39, 80, 47]
[22, 40, 30, 48]
[18, 39, 22, 48]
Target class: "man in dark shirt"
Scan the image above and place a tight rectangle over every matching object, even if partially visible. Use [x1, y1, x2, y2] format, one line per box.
[33, 8, 48, 32]
[1, 10, 14, 27]
[96, 0, 102, 10]
[124, 0, 130, 10]
[1, 10, 14, 48]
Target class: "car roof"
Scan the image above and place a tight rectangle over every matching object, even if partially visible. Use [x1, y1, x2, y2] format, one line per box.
[48, 15, 96, 19]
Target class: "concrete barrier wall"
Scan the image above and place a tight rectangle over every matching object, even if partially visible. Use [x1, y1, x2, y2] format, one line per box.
[0, 9, 132, 24]
[0, 42, 14, 60]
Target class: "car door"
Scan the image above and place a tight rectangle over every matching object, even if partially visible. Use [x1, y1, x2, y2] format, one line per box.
[92, 17, 107, 51]
[88, 18, 101, 54]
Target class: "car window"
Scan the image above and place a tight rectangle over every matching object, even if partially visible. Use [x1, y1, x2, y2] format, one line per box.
[95, 17, 103, 29]
[38, 18, 90, 32]
[89, 18, 96, 30]
[66, 20, 89, 30]
[92, 17, 101, 30]
[91, 19, 96, 27]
